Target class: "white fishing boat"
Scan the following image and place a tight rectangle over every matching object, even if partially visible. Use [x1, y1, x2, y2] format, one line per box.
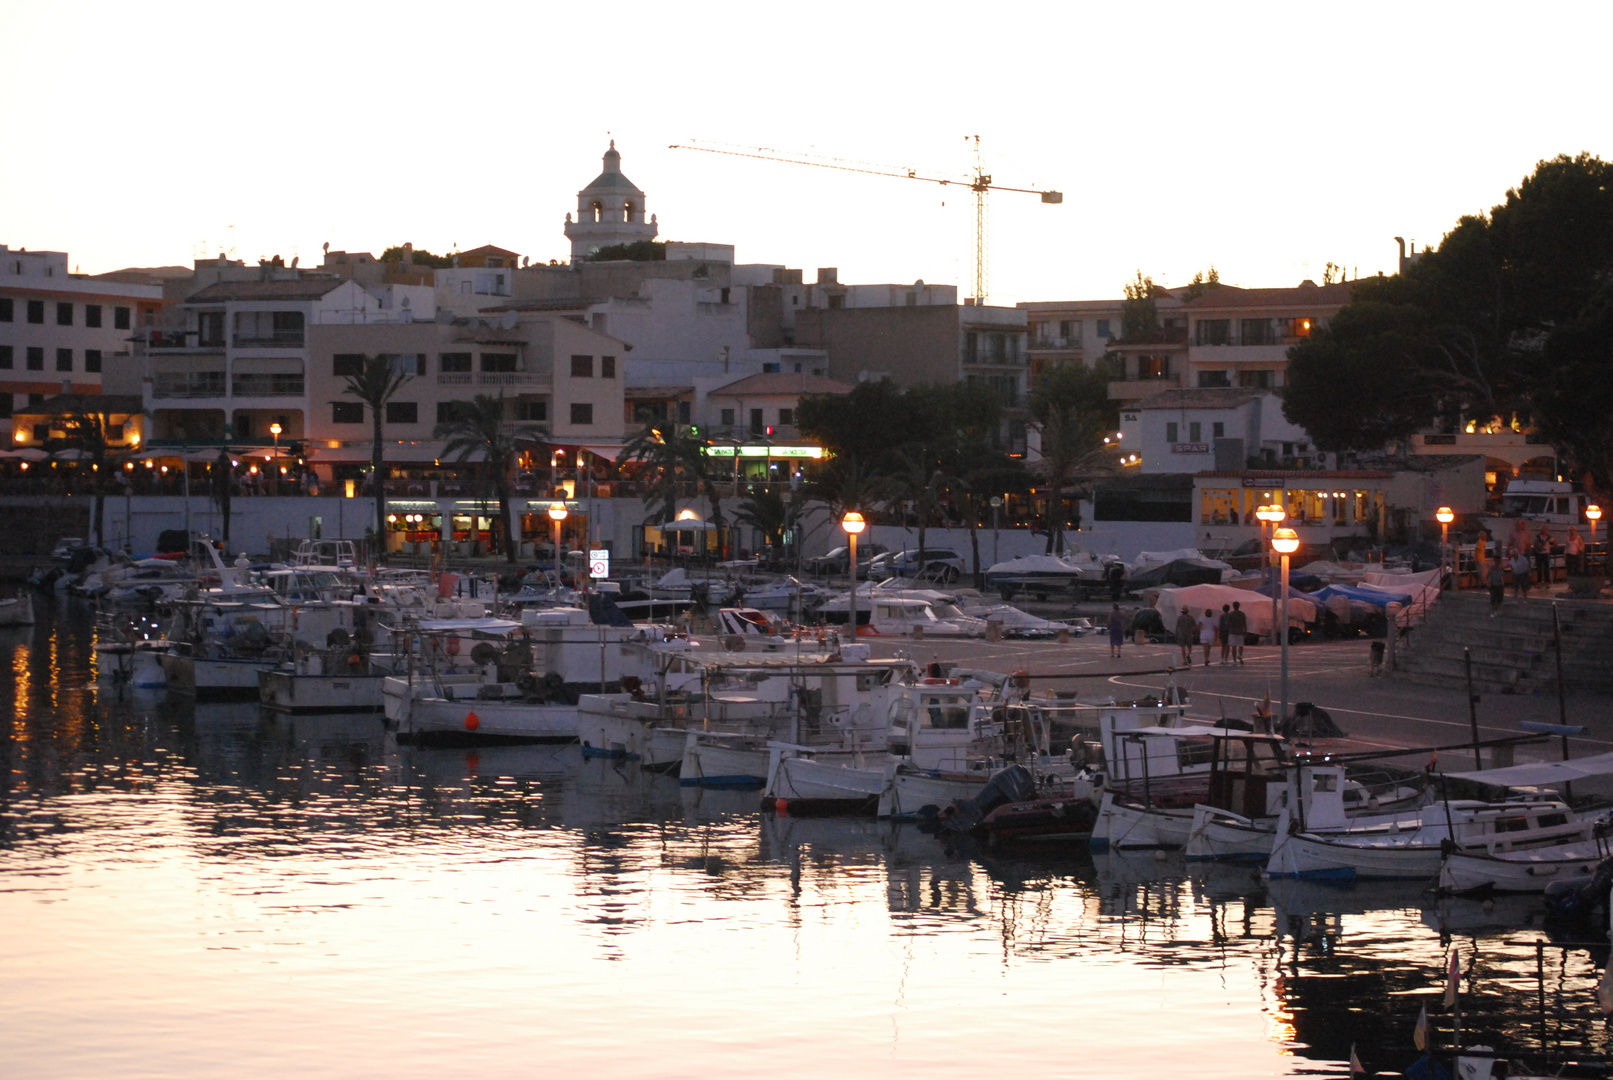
[1439, 834, 1613, 894]
[1265, 798, 1592, 881]
[0, 593, 35, 626]
[95, 638, 170, 689]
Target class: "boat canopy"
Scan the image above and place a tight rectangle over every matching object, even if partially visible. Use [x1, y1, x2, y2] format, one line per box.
[1446, 751, 1613, 788]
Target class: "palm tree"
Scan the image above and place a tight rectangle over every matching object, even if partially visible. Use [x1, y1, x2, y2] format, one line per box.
[876, 449, 955, 563]
[433, 393, 541, 562]
[339, 355, 413, 560]
[735, 489, 788, 561]
[622, 424, 726, 558]
[53, 405, 116, 546]
[1027, 363, 1116, 555]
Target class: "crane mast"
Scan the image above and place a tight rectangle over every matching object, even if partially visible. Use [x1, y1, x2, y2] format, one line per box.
[669, 138, 1060, 306]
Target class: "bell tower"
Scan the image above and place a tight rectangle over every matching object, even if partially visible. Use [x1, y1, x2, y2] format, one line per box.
[563, 140, 659, 259]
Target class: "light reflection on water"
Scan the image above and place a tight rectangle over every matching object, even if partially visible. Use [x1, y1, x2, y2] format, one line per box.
[1, 602, 1610, 1078]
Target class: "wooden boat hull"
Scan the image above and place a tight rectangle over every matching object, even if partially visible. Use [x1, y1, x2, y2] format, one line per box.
[259, 669, 388, 714]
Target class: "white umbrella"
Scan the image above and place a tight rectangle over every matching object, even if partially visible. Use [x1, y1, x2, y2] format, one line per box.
[0, 448, 47, 461]
[657, 518, 718, 531]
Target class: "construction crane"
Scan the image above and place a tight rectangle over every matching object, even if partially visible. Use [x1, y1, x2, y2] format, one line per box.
[668, 136, 1060, 306]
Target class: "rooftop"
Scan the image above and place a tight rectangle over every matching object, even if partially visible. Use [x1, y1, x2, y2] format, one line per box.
[1134, 387, 1266, 410]
[1179, 281, 1355, 311]
[187, 278, 347, 302]
[707, 373, 853, 398]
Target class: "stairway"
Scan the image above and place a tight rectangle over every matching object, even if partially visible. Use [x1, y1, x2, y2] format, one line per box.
[1394, 590, 1613, 694]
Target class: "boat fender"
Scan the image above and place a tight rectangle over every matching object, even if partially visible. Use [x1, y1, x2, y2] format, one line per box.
[464, 711, 480, 732]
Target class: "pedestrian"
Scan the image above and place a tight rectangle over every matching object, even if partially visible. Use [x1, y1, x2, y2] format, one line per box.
[1567, 526, 1585, 576]
[1198, 608, 1217, 667]
[1218, 604, 1232, 665]
[1174, 608, 1197, 665]
[1227, 601, 1248, 665]
[1511, 546, 1533, 600]
[1487, 557, 1506, 616]
[1107, 603, 1125, 659]
[1534, 525, 1553, 585]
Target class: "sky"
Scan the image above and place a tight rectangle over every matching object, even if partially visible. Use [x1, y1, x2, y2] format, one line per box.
[4, 0, 1610, 305]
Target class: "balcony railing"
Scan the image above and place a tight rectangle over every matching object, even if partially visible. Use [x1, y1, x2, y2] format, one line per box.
[152, 374, 226, 399]
[232, 375, 305, 397]
[437, 373, 473, 385]
[232, 334, 305, 349]
[477, 372, 541, 386]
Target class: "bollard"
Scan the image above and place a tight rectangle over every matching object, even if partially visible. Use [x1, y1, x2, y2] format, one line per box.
[986, 618, 1004, 642]
[912, 624, 924, 641]
[1057, 628, 1070, 644]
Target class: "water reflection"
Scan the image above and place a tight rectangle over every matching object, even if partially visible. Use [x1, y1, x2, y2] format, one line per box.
[0, 601, 1610, 1078]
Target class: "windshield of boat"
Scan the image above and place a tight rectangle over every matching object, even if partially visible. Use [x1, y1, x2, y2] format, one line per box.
[920, 695, 971, 729]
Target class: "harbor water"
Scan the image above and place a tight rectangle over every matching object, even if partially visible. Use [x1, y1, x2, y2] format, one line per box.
[2, 603, 1610, 1078]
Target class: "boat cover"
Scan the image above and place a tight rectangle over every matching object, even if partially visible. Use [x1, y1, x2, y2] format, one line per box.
[1446, 750, 1613, 788]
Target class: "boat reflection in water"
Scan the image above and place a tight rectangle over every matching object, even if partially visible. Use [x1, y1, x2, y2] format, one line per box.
[4, 600, 1613, 1078]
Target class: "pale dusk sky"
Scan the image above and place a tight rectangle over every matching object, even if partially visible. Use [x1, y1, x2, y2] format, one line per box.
[4, 0, 1609, 304]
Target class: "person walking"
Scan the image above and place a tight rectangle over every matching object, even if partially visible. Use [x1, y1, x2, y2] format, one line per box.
[1567, 526, 1585, 576]
[1227, 601, 1248, 665]
[1487, 557, 1506, 616]
[1534, 525, 1553, 586]
[1511, 546, 1533, 600]
[1198, 608, 1217, 667]
[1174, 608, 1197, 666]
[1217, 604, 1233, 665]
[1107, 603, 1126, 659]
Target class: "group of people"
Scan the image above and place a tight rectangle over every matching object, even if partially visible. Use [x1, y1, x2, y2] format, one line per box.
[1173, 602, 1250, 667]
[1483, 522, 1588, 615]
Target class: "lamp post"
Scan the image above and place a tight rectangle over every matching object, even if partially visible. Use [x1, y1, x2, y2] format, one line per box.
[548, 501, 568, 577]
[1272, 526, 1300, 729]
[842, 510, 865, 640]
[1436, 506, 1455, 589]
[1588, 504, 1603, 577]
[1256, 503, 1285, 647]
[989, 495, 1002, 566]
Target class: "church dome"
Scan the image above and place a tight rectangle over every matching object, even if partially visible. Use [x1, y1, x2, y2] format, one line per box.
[581, 139, 643, 194]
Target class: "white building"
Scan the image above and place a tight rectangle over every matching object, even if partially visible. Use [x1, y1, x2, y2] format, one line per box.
[562, 141, 659, 260]
[1128, 387, 1311, 474]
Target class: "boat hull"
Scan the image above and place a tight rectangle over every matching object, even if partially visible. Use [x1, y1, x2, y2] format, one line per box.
[1090, 793, 1196, 852]
[765, 753, 884, 813]
[1440, 845, 1610, 894]
[259, 669, 388, 714]
[159, 652, 274, 702]
[680, 736, 769, 789]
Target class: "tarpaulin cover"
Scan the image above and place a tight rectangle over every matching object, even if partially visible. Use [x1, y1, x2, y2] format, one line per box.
[1154, 583, 1315, 637]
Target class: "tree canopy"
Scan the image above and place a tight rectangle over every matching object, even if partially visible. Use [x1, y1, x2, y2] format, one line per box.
[1282, 153, 1613, 487]
[379, 245, 456, 268]
[584, 240, 666, 262]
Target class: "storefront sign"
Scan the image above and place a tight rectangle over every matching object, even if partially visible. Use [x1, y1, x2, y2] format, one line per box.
[1171, 443, 1210, 454]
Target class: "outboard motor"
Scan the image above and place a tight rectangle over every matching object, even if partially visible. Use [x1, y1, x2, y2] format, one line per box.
[936, 765, 1037, 834]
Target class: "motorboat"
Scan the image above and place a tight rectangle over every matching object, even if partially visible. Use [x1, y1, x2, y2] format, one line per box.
[984, 552, 1118, 601]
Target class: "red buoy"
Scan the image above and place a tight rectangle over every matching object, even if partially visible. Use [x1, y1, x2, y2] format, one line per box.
[464, 711, 480, 731]
[774, 799, 790, 816]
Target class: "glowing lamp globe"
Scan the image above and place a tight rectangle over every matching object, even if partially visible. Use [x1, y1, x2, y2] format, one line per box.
[1256, 504, 1285, 524]
[548, 502, 568, 522]
[1271, 527, 1300, 556]
[1435, 507, 1454, 525]
[1588, 505, 1603, 522]
[841, 511, 866, 535]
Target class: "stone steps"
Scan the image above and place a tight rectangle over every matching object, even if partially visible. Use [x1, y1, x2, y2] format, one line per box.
[1394, 591, 1613, 694]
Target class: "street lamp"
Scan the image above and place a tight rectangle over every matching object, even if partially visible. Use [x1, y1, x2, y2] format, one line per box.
[1272, 526, 1300, 731]
[1436, 506, 1455, 589]
[1256, 503, 1285, 644]
[842, 510, 865, 640]
[548, 501, 568, 572]
[1588, 504, 1603, 576]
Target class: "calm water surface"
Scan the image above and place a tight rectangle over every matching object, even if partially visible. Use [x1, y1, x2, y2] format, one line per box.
[2, 603, 1609, 1078]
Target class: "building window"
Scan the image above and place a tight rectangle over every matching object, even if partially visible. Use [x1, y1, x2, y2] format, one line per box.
[331, 401, 364, 424]
[720, 408, 735, 426]
[750, 408, 764, 434]
[1195, 319, 1231, 346]
[387, 354, 421, 377]
[1060, 319, 1080, 342]
[480, 353, 516, 373]
[1166, 421, 1179, 443]
[114, 306, 130, 330]
[779, 408, 794, 426]
[1139, 355, 1171, 379]
[570, 402, 593, 425]
[56, 302, 73, 326]
[762, 362, 780, 373]
[56, 348, 72, 372]
[27, 300, 44, 324]
[1188, 421, 1202, 442]
[1096, 318, 1112, 339]
[600, 355, 615, 378]
[1212, 421, 1225, 438]
[570, 355, 593, 377]
[385, 401, 418, 424]
[435, 402, 465, 425]
[0, 396, 11, 419]
[677, 400, 690, 423]
[1241, 318, 1275, 345]
[26, 347, 43, 370]
[0, 298, 11, 322]
[513, 400, 547, 423]
[0, 346, 10, 369]
[85, 304, 102, 328]
[33, 424, 48, 442]
[1238, 369, 1271, 389]
[332, 354, 365, 378]
[1197, 371, 1230, 388]
[439, 352, 472, 374]
[197, 310, 224, 345]
[85, 349, 101, 373]
[827, 294, 845, 309]
[964, 332, 978, 363]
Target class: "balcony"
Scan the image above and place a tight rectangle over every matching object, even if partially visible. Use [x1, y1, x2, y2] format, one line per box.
[437, 373, 474, 386]
[152, 373, 226, 399]
[232, 374, 305, 397]
[232, 333, 305, 349]
[1108, 377, 1180, 401]
[145, 331, 225, 354]
[476, 372, 543, 387]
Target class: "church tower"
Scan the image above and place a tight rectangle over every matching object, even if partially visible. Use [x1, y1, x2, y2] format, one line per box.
[563, 140, 659, 259]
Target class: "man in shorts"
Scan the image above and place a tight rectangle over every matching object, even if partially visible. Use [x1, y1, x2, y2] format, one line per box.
[1226, 601, 1248, 665]
[1217, 604, 1233, 665]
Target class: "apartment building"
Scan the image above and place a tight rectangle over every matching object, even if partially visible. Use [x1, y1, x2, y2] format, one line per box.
[0, 245, 164, 437]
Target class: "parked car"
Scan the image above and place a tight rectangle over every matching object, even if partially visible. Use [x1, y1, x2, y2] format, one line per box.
[867, 547, 967, 582]
[804, 543, 889, 576]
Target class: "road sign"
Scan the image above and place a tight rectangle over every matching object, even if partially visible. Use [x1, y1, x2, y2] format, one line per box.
[589, 549, 610, 579]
